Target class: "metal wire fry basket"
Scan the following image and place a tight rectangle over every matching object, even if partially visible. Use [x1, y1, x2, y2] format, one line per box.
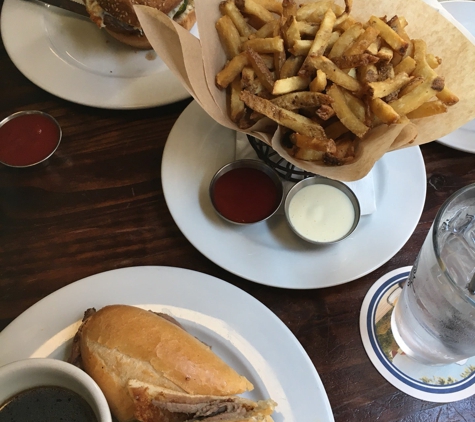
[247, 135, 315, 183]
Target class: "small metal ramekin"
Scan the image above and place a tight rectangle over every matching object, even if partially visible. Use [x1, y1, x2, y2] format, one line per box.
[284, 176, 361, 244]
[209, 159, 284, 225]
[0, 110, 62, 168]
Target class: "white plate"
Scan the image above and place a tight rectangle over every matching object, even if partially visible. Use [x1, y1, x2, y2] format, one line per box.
[0, 266, 334, 422]
[0, 0, 195, 109]
[437, 1, 475, 153]
[162, 101, 427, 289]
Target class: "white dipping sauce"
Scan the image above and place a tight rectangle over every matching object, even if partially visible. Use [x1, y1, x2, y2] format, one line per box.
[288, 184, 355, 243]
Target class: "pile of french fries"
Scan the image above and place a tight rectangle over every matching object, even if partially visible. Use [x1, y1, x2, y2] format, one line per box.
[215, 0, 458, 165]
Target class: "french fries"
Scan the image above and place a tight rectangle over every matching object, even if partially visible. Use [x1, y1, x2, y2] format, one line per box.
[214, 0, 458, 166]
[271, 91, 333, 110]
[273, 75, 310, 95]
[298, 7, 337, 76]
[216, 15, 242, 59]
[327, 84, 369, 138]
[367, 72, 413, 98]
[246, 47, 275, 92]
[220, 0, 254, 37]
[307, 55, 362, 92]
[241, 90, 329, 139]
[406, 100, 448, 119]
[368, 15, 408, 54]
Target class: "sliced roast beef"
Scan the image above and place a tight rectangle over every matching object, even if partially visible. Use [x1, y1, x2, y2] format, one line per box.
[129, 380, 276, 422]
[67, 307, 96, 368]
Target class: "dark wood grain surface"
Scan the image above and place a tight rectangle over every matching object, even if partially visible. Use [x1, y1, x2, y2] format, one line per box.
[1, 4, 475, 420]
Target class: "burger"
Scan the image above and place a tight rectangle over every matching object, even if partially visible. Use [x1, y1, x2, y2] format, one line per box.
[85, 0, 196, 49]
[68, 305, 276, 422]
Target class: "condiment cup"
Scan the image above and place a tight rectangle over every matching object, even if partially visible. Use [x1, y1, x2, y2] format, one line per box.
[0, 358, 112, 422]
[0, 110, 62, 168]
[284, 176, 360, 245]
[209, 159, 284, 225]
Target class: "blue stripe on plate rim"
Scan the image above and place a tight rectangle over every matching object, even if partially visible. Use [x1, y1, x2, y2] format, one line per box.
[366, 270, 475, 394]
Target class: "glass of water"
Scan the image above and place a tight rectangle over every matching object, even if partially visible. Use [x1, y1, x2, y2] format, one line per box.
[391, 183, 475, 365]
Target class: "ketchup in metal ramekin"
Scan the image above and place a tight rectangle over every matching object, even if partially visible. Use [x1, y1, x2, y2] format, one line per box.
[0, 111, 62, 167]
[209, 159, 284, 225]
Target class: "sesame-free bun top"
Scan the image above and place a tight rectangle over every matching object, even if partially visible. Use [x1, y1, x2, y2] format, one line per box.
[85, 0, 196, 49]
[79, 305, 254, 422]
[96, 0, 182, 30]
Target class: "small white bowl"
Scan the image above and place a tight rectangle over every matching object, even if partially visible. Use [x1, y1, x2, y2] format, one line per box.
[284, 176, 360, 245]
[0, 358, 111, 421]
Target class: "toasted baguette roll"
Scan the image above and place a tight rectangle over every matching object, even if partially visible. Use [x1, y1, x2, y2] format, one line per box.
[78, 305, 254, 422]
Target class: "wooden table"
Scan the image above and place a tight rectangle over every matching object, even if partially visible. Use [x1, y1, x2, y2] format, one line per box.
[1, 12, 475, 422]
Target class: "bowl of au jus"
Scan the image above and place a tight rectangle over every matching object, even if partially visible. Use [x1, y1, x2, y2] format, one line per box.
[0, 110, 62, 168]
[0, 358, 112, 422]
[209, 159, 284, 225]
[284, 176, 361, 245]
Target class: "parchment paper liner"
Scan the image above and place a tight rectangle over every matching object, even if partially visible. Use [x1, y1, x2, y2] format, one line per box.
[135, 0, 475, 181]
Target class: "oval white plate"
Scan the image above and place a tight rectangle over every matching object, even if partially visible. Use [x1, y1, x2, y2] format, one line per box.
[162, 101, 427, 289]
[437, 1, 475, 153]
[0, 0, 195, 109]
[0, 266, 334, 422]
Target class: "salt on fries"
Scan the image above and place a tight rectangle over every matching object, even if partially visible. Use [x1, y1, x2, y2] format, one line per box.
[215, 0, 458, 166]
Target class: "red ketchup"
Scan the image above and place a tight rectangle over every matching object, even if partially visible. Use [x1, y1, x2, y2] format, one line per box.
[212, 167, 280, 223]
[0, 113, 61, 167]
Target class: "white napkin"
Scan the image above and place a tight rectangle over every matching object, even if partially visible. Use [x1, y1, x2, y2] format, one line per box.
[235, 131, 376, 215]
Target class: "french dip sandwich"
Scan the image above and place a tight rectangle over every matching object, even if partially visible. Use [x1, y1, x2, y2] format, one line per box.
[85, 0, 196, 49]
[68, 305, 276, 422]
[129, 381, 276, 422]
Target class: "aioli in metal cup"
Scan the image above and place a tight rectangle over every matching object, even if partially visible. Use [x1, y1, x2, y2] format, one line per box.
[284, 176, 360, 245]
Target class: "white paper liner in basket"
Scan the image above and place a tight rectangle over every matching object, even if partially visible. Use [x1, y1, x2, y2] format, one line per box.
[134, 0, 475, 181]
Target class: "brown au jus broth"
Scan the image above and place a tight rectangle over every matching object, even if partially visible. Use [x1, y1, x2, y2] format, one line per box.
[0, 386, 98, 422]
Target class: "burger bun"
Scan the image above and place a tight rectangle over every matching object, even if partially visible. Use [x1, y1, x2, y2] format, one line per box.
[85, 0, 196, 49]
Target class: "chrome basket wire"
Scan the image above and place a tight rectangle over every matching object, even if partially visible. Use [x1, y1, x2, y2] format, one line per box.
[247, 135, 315, 183]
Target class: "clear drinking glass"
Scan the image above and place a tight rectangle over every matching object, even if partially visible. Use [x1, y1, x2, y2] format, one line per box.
[391, 183, 475, 365]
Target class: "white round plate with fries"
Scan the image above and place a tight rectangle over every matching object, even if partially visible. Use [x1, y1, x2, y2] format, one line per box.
[437, 0, 475, 154]
[162, 101, 427, 289]
[0, 0, 197, 109]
